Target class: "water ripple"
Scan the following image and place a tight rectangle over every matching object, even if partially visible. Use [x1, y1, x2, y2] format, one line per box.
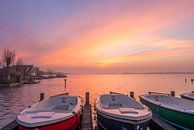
[0, 74, 193, 129]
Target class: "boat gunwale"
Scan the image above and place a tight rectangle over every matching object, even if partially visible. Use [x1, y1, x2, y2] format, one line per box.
[17, 110, 82, 129]
[96, 107, 152, 125]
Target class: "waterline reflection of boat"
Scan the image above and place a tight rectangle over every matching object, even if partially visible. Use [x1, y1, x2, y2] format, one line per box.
[23, 80, 40, 84]
[16, 94, 82, 130]
[140, 93, 194, 130]
[95, 93, 152, 130]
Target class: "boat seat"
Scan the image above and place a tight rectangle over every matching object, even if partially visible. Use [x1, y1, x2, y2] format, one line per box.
[31, 115, 52, 119]
[119, 108, 138, 114]
[108, 103, 122, 108]
[31, 114, 53, 119]
[27, 111, 55, 119]
[52, 105, 69, 111]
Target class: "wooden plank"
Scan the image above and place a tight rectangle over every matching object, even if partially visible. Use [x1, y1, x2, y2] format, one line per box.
[81, 104, 93, 130]
[149, 115, 177, 130]
[1, 120, 18, 130]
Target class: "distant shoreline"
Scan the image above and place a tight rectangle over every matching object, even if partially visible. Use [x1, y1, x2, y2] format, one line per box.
[67, 72, 194, 75]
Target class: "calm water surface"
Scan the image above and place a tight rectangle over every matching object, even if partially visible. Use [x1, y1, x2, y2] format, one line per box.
[0, 74, 194, 128]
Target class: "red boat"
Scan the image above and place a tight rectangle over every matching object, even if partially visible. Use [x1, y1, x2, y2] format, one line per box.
[16, 94, 82, 130]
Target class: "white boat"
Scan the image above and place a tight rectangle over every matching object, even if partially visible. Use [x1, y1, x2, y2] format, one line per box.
[95, 93, 152, 130]
[180, 92, 194, 100]
[16, 94, 82, 130]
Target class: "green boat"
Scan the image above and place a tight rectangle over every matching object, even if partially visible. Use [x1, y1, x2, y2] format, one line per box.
[140, 93, 194, 130]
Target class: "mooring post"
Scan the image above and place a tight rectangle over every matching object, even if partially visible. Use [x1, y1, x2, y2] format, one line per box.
[64, 78, 67, 87]
[86, 92, 89, 105]
[130, 91, 134, 98]
[40, 92, 45, 101]
[185, 78, 187, 83]
[191, 79, 194, 84]
[170, 91, 175, 97]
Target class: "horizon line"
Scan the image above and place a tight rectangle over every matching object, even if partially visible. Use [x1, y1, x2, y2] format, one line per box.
[65, 72, 194, 75]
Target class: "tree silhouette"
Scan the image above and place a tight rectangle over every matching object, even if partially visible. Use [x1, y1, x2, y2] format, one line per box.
[1, 49, 16, 67]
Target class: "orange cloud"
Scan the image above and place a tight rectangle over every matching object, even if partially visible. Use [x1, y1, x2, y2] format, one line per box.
[2, 0, 193, 72]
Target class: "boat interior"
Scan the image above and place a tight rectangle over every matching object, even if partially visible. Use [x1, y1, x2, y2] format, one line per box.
[26, 96, 78, 113]
[100, 94, 144, 110]
[144, 94, 194, 112]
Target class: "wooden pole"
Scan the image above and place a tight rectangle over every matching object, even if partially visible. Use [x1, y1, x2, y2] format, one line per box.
[130, 91, 134, 98]
[40, 92, 45, 101]
[64, 78, 67, 87]
[191, 79, 194, 84]
[86, 92, 89, 105]
[170, 91, 175, 97]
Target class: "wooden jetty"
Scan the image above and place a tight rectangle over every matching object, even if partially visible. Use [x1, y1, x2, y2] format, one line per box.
[1, 120, 18, 130]
[2, 91, 178, 130]
[149, 115, 177, 130]
[81, 92, 93, 130]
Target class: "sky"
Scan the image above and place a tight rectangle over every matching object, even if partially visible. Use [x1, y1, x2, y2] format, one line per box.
[0, 0, 194, 73]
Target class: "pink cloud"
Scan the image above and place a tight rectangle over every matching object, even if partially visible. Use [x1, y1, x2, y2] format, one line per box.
[1, 0, 194, 72]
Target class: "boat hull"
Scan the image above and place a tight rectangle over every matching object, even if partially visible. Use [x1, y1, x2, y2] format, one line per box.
[18, 111, 82, 130]
[140, 97, 194, 130]
[97, 111, 149, 130]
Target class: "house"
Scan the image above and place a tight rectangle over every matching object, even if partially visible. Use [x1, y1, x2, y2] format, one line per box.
[0, 66, 20, 83]
[0, 65, 34, 84]
[13, 65, 34, 80]
[0, 68, 3, 83]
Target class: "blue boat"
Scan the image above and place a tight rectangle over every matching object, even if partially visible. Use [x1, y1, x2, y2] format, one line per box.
[95, 93, 152, 130]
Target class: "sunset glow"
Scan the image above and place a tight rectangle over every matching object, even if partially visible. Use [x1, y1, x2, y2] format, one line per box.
[0, 0, 194, 73]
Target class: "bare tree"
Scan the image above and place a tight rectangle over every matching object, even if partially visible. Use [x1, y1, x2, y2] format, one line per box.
[0, 58, 2, 68]
[1, 49, 16, 67]
[16, 57, 23, 65]
[0, 62, 3, 68]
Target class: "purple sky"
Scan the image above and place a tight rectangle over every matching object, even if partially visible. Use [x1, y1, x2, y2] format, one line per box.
[0, 0, 194, 73]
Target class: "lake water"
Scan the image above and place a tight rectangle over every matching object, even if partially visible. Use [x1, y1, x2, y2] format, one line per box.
[0, 74, 194, 129]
